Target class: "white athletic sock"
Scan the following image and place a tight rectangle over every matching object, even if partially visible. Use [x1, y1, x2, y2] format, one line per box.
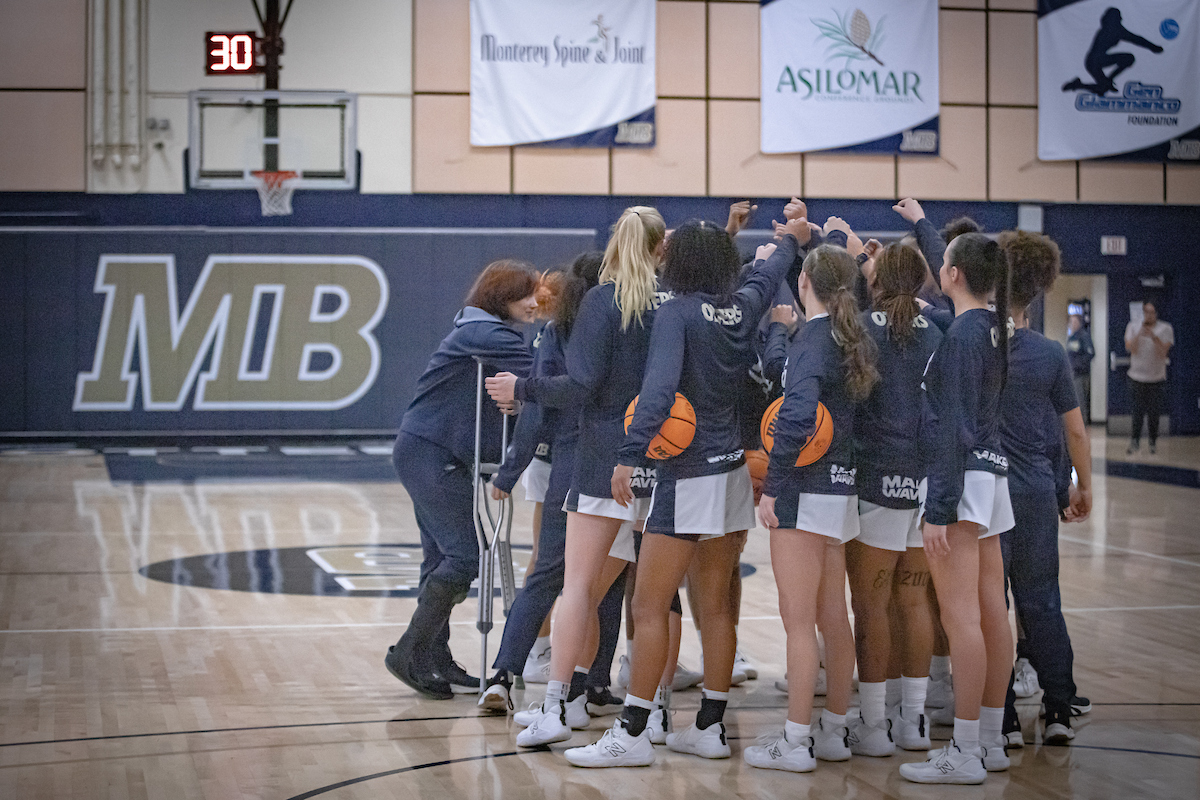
[885, 677, 902, 707]
[901, 675, 928, 721]
[953, 717, 980, 753]
[980, 706, 1004, 743]
[545, 680, 568, 703]
[625, 693, 654, 710]
[821, 709, 846, 729]
[930, 655, 951, 682]
[532, 635, 550, 656]
[785, 719, 811, 744]
[702, 688, 729, 702]
[859, 681, 887, 726]
[654, 684, 673, 710]
[574, 666, 589, 676]
[625, 639, 634, 661]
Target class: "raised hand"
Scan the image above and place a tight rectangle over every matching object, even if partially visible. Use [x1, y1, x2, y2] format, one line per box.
[755, 242, 778, 261]
[783, 197, 807, 222]
[893, 197, 926, 224]
[770, 304, 798, 328]
[726, 200, 758, 235]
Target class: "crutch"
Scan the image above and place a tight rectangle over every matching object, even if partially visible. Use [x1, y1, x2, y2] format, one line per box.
[473, 357, 518, 691]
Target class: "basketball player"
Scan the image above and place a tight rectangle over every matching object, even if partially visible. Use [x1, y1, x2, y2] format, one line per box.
[485, 207, 670, 748]
[748, 241, 879, 774]
[845, 243, 942, 756]
[385, 261, 539, 700]
[565, 216, 810, 767]
[995, 231, 1092, 746]
[900, 234, 1014, 785]
[479, 253, 627, 720]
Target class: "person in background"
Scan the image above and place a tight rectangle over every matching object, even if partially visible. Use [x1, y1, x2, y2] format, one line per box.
[1124, 301, 1173, 455]
[1066, 314, 1095, 426]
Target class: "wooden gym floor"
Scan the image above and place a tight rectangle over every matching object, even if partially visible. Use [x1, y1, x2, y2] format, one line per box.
[1, 430, 1198, 799]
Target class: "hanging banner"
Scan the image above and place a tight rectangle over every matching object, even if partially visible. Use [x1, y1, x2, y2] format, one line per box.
[760, 0, 940, 155]
[469, 0, 655, 148]
[1039, 0, 1200, 162]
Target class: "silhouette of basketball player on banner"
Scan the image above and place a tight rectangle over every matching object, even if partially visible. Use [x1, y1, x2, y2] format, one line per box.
[1062, 8, 1163, 96]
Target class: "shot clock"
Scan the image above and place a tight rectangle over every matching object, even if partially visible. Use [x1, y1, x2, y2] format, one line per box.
[205, 32, 263, 74]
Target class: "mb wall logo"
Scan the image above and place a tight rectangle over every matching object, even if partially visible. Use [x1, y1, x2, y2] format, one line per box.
[74, 256, 388, 412]
[760, 0, 940, 155]
[1039, 0, 1200, 161]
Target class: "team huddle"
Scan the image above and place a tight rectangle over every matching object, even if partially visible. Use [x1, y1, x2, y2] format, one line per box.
[388, 197, 1093, 786]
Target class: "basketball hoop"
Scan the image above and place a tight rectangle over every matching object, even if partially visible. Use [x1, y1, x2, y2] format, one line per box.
[250, 170, 299, 216]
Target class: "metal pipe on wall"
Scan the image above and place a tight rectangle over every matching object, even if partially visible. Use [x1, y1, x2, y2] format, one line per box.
[122, 0, 141, 168]
[105, 0, 122, 166]
[90, 0, 107, 165]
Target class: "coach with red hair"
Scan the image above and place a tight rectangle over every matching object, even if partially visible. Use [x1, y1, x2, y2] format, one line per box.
[386, 260, 540, 699]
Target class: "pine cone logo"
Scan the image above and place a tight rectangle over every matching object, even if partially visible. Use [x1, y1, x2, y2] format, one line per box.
[812, 8, 886, 67]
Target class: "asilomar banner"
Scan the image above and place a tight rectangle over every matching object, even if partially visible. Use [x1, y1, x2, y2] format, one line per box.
[1038, 0, 1200, 162]
[469, 0, 655, 148]
[760, 0, 940, 155]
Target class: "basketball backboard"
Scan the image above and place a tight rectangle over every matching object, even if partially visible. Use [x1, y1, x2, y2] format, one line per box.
[188, 90, 357, 190]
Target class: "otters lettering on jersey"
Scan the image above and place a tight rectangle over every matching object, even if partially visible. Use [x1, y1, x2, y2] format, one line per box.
[870, 310, 931, 329]
[701, 302, 744, 326]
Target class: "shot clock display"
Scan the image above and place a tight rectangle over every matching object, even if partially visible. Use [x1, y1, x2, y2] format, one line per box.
[205, 32, 262, 74]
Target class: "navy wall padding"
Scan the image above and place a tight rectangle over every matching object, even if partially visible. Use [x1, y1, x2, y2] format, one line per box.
[1, 192, 1197, 435]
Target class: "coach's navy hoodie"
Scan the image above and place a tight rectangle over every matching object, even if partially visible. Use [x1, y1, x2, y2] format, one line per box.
[619, 234, 800, 479]
[399, 307, 534, 468]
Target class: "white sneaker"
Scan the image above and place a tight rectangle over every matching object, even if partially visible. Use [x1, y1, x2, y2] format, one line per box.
[926, 675, 953, 709]
[890, 709, 931, 751]
[847, 715, 894, 757]
[477, 680, 510, 713]
[1013, 657, 1040, 698]
[812, 717, 851, 761]
[564, 719, 656, 768]
[928, 703, 956, 726]
[730, 661, 748, 686]
[671, 663, 703, 691]
[1044, 721, 1076, 743]
[899, 740, 986, 785]
[666, 722, 731, 759]
[514, 695, 589, 730]
[773, 668, 825, 695]
[981, 738, 1010, 772]
[744, 730, 816, 772]
[646, 705, 672, 745]
[615, 654, 630, 690]
[516, 700, 573, 747]
[1005, 729, 1025, 748]
[731, 649, 757, 684]
[522, 655, 552, 685]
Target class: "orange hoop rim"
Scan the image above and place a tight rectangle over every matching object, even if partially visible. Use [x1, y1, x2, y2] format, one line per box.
[250, 170, 300, 187]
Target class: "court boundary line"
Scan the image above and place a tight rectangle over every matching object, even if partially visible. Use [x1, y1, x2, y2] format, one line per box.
[1058, 534, 1200, 569]
[5, 703, 1199, 750]
[7, 604, 1200, 635]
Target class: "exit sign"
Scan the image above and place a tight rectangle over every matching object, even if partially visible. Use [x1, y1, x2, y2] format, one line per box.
[1100, 236, 1127, 256]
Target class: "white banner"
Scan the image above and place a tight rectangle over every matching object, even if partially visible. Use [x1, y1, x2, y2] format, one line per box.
[760, 0, 940, 155]
[1039, 0, 1200, 161]
[469, 0, 656, 148]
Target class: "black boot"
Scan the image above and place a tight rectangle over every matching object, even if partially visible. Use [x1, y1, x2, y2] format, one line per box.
[427, 619, 482, 694]
[385, 580, 458, 700]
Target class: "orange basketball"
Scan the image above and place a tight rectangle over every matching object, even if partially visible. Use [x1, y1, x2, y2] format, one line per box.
[760, 397, 833, 467]
[745, 448, 770, 482]
[624, 393, 696, 459]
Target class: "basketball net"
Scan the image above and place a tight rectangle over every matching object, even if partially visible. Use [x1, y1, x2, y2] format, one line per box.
[250, 170, 299, 216]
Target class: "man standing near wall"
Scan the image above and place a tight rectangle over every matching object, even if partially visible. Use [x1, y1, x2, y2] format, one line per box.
[1124, 301, 1173, 454]
[1067, 314, 1095, 425]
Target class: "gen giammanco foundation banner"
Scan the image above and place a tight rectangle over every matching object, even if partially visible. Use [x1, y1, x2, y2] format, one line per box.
[469, 0, 655, 147]
[1039, 0, 1200, 162]
[760, 0, 940, 155]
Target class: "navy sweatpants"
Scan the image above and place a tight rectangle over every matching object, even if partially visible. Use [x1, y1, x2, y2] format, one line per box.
[1000, 476, 1077, 716]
